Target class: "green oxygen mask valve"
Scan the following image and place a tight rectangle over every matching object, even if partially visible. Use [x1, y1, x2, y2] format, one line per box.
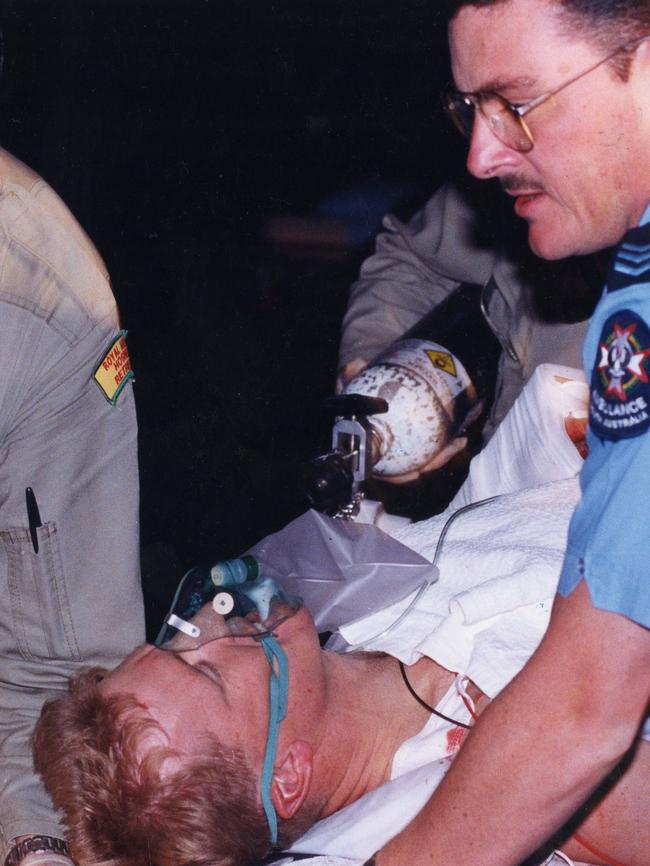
[210, 555, 260, 587]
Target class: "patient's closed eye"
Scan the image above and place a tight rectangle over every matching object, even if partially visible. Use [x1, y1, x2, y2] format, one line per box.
[193, 661, 223, 686]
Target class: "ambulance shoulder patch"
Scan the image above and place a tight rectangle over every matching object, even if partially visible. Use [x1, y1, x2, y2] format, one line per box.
[93, 330, 134, 405]
[590, 309, 650, 441]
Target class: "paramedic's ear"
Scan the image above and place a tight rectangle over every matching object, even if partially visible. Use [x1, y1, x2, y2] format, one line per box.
[271, 740, 313, 819]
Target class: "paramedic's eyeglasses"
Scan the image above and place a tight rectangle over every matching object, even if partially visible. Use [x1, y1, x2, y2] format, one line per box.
[443, 36, 649, 153]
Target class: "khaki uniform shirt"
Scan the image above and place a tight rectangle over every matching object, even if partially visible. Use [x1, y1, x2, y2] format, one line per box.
[0, 147, 144, 857]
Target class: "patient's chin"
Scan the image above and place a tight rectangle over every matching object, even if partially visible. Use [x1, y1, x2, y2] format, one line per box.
[564, 415, 588, 459]
[277, 606, 321, 658]
[281, 605, 317, 637]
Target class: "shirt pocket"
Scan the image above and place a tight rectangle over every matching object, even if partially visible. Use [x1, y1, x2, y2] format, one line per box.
[0, 522, 81, 662]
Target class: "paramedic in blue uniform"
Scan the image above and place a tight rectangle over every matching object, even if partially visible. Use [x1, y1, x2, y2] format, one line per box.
[0, 145, 145, 866]
[370, 1, 650, 864]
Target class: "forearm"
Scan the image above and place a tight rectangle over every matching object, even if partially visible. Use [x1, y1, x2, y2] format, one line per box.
[377, 668, 616, 866]
[0, 761, 64, 854]
[339, 261, 459, 369]
[339, 181, 504, 374]
[376, 582, 650, 866]
[339, 184, 492, 369]
[0, 673, 68, 857]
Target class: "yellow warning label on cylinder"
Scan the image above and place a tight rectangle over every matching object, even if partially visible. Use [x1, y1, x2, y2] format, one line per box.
[425, 349, 457, 377]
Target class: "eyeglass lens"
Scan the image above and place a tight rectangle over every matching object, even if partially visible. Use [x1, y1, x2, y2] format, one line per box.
[445, 92, 533, 153]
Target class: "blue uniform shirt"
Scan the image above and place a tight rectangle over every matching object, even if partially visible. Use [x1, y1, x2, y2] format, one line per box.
[558, 202, 650, 627]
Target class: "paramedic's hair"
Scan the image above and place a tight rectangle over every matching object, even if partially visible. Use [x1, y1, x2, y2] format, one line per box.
[443, 0, 650, 77]
[33, 667, 270, 866]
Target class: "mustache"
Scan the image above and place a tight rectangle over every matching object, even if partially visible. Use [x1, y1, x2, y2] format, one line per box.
[500, 174, 545, 194]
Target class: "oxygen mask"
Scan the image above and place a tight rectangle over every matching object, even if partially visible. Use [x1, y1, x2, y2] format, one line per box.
[155, 556, 302, 651]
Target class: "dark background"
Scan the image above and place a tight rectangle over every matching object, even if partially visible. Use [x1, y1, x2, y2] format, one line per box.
[0, 0, 460, 632]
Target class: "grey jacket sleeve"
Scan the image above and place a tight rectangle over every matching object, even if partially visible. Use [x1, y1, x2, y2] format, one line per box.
[338, 182, 499, 369]
[336, 180, 592, 438]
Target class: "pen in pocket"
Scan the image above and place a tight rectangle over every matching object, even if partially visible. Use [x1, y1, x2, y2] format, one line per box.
[25, 486, 42, 554]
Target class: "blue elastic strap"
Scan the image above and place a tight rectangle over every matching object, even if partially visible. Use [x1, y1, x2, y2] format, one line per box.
[259, 635, 289, 845]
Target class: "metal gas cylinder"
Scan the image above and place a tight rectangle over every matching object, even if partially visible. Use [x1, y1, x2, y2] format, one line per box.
[342, 337, 482, 478]
[304, 282, 502, 516]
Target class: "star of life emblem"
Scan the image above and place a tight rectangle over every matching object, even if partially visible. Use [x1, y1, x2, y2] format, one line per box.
[590, 309, 650, 441]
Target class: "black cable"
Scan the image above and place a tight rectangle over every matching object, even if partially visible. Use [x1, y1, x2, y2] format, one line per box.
[398, 660, 471, 730]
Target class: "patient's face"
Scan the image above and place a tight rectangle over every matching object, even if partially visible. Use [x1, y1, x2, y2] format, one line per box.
[102, 606, 323, 771]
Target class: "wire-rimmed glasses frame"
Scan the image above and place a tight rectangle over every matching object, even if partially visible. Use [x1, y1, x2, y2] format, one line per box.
[443, 35, 650, 153]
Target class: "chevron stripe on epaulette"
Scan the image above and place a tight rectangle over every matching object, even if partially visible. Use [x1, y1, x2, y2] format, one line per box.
[608, 222, 650, 291]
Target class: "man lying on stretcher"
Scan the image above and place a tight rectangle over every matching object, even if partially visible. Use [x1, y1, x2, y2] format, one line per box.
[33, 368, 637, 866]
[33, 504, 649, 866]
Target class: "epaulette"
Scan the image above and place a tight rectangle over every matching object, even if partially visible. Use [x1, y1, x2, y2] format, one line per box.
[607, 222, 650, 292]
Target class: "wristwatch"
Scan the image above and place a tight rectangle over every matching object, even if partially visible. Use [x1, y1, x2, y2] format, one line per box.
[4, 836, 71, 866]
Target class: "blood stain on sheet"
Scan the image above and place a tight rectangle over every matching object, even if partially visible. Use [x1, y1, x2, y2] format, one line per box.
[446, 727, 467, 754]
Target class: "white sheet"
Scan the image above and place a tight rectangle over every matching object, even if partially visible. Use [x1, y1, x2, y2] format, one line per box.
[339, 476, 580, 698]
[449, 363, 586, 510]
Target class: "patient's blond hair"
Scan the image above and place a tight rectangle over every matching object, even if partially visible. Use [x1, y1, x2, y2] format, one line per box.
[33, 667, 269, 866]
